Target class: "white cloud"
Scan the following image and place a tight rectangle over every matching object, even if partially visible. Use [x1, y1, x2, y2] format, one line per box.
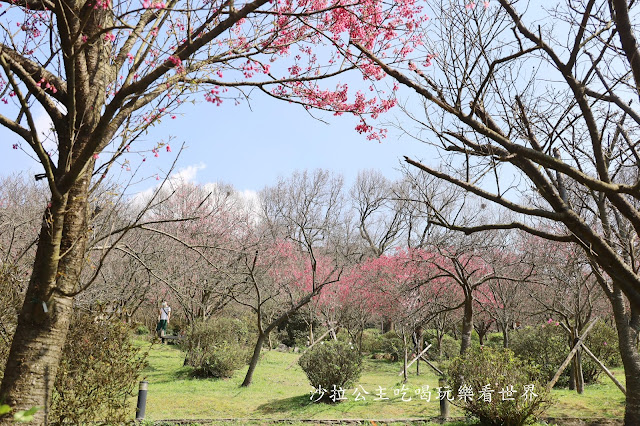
[33, 108, 57, 154]
[238, 188, 260, 214]
[129, 163, 264, 223]
[130, 163, 206, 210]
[167, 163, 206, 186]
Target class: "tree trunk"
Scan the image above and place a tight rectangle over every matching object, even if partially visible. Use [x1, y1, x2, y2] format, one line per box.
[477, 328, 486, 346]
[460, 295, 473, 355]
[402, 328, 408, 383]
[0, 168, 92, 423]
[610, 288, 640, 425]
[242, 331, 267, 387]
[415, 325, 422, 376]
[502, 322, 510, 348]
[573, 328, 584, 394]
[569, 363, 576, 390]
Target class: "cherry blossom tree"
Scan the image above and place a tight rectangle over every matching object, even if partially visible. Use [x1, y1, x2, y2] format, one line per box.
[0, 0, 428, 414]
[236, 169, 346, 386]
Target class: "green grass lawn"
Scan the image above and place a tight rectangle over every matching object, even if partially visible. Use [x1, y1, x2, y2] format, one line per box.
[132, 340, 625, 423]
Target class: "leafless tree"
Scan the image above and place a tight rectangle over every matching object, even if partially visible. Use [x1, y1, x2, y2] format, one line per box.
[354, 0, 640, 421]
[350, 169, 407, 258]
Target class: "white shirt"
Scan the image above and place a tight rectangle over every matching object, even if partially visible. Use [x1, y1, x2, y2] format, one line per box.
[160, 307, 171, 320]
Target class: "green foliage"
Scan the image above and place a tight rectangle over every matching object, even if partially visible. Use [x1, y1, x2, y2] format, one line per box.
[380, 331, 404, 362]
[582, 321, 622, 383]
[167, 315, 187, 336]
[277, 311, 316, 348]
[510, 322, 620, 386]
[360, 328, 383, 353]
[447, 346, 551, 426]
[0, 404, 41, 423]
[298, 340, 362, 401]
[439, 335, 462, 360]
[510, 324, 569, 386]
[136, 324, 150, 335]
[50, 312, 148, 424]
[486, 332, 505, 349]
[183, 317, 252, 378]
[12, 406, 39, 422]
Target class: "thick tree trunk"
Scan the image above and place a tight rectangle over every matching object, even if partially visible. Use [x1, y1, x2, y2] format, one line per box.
[460, 296, 473, 355]
[610, 288, 640, 425]
[242, 332, 267, 387]
[0, 168, 92, 423]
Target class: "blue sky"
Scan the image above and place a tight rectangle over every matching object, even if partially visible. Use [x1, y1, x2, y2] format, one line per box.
[0, 86, 430, 196]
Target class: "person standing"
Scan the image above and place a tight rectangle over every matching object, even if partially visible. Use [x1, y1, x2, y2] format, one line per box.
[156, 301, 171, 344]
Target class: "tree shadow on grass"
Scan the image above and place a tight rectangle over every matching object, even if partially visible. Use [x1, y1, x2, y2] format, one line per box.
[256, 394, 317, 415]
[172, 366, 194, 380]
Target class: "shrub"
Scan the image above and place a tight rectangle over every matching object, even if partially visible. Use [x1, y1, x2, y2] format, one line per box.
[582, 321, 622, 383]
[183, 316, 252, 378]
[168, 315, 187, 336]
[510, 324, 569, 386]
[486, 332, 505, 349]
[360, 329, 383, 354]
[298, 340, 362, 401]
[136, 324, 150, 335]
[439, 334, 462, 360]
[50, 312, 148, 424]
[278, 310, 316, 347]
[447, 346, 551, 426]
[380, 331, 404, 362]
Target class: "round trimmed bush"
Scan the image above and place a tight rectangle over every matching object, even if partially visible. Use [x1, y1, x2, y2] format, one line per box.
[183, 317, 252, 378]
[448, 346, 551, 426]
[298, 340, 362, 401]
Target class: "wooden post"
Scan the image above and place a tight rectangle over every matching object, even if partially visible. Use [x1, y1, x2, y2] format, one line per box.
[547, 319, 598, 391]
[439, 377, 449, 420]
